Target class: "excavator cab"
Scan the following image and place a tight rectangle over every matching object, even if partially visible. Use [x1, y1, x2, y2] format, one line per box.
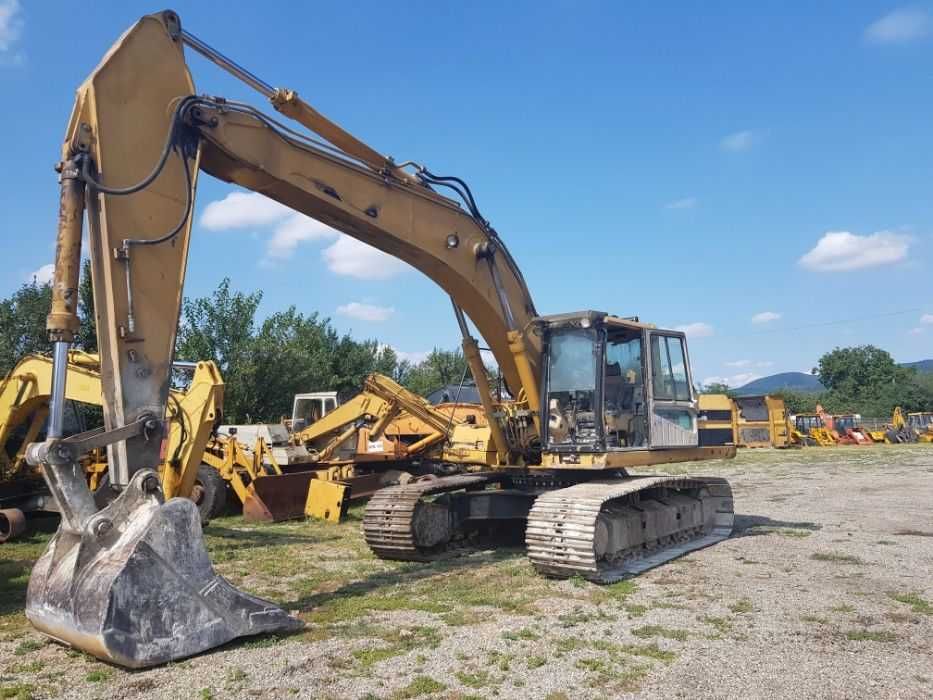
[542, 312, 696, 454]
[289, 391, 339, 433]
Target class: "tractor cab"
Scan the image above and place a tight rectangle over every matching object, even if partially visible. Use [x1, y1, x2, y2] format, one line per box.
[540, 311, 698, 454]
[289, 391, 339, 432]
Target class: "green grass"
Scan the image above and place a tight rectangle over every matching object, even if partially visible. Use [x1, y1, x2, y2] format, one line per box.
[526, 655, 547, 669]
[392, 676, 446, 698]
[4, 661, 43, 674]
[502, 627, 539, 641]
[439, 610, 482, 626]
[632, 625, 688, 641]
[11, 640, 44, 656]
[84, 670, 111, 683]
[454, 670, 492, 689]
[729, 598, 753, 614]
[351, 626, 442, 668]
[800, 615, 828, 624]
[700, 616, 733, 634]
[830, 603, 855, 614]
[0, 683, 36, 700]
[844, 630, 897, 642]
[810, 552, 864, 565]
[890, 592, 933, 615]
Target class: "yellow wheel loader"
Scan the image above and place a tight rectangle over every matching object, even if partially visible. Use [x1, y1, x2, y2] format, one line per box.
[25, 10, 734, 668]
[0, 352, 222, 542]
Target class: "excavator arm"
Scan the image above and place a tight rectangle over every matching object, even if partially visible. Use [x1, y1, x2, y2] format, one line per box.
[294, 373, 468, 460]
[31, 10, 540, 667]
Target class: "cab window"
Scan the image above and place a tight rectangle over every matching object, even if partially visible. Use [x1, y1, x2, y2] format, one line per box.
[650, 335, 691, 402]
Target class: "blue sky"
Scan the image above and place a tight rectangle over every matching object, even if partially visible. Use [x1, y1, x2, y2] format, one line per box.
[2, 1, 931, 386]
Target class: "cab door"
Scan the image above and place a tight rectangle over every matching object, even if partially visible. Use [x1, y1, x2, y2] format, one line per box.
[646, 332, 698, 448]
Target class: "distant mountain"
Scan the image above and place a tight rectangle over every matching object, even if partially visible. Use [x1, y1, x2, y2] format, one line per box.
[734, 372, 824, 395]
[733, 359, 932, 396]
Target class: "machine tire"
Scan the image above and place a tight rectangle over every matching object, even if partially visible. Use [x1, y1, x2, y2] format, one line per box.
[190, 465, 227, 524]
[0, 508, 27, 543]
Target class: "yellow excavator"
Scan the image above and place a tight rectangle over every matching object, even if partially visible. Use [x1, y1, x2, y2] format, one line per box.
[292, 373, 493, 467]
[0, 352, 222, 541]
[26, 10, 734, 668]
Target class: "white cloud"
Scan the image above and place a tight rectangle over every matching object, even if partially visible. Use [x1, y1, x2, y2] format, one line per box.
[336, 301, 395, 322]
[865, 7, 931, 44]
[665, 197, 697, 210]
[909, 327, 924, 335]
[756, 360, 774, 368]
[203, 190, 419, 275]
[395, 349, 430, 365]
[27, 263, 54, 285]
[720, 130, 759, 152]
[0, 0, 23, 61]
[702, 373, 761, 388]
[322, 235, 407, 280]
[266, 215, 337, 259]
[725, 360, 751, 368]
[674, 322, 714, 338]
[798, 230, 910, 271]
[921, 313, 933, 324]
[751, 311, 781, 324]
[200, 191, 292, 230]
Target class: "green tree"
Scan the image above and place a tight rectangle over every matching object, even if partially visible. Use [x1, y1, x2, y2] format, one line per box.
[813, 345, 930, 418]
[75, 259, 97, 353]
[401, 348, 470, 397]
[0, 281, 53, 374]
[175, 279, 263, 422]
[699, 382, 732, 396]
[772, 389, 817, 415]
[175, 279, 401, 423]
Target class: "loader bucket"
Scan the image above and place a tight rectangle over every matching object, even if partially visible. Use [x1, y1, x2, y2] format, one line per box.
[26, 470, 301, 668]
[242, 471, 318, 522]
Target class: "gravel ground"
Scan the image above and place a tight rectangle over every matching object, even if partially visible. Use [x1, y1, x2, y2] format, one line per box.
[1, 445, 932, 699]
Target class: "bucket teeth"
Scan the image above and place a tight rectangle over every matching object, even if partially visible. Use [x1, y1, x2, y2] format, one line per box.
[26, 470, 301, 668]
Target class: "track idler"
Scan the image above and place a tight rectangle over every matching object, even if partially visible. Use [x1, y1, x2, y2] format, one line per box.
[26, 469, 301, 668]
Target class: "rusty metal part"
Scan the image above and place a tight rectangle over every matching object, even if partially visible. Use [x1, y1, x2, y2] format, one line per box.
[26, 469, 301, 667]
[0, 508, 26, 543]
[362, 473, 499, 561]
[46, 158, 85, 342]
[525, 476, 734, 582]
[241, 470, 317, 523]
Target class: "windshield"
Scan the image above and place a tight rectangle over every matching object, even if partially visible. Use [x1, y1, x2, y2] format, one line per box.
[546, 329, 599, 446]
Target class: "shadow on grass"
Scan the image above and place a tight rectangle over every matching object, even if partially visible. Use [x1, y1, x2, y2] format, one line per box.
[203, 524, 343, 547]
[732, 514, 822, 537]
[283, 544, 526, 612]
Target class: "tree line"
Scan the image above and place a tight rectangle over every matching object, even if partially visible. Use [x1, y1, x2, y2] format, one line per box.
[702, 345, 933, 419]
[0, 271, 469, 423]
[4, 273, 930, 423]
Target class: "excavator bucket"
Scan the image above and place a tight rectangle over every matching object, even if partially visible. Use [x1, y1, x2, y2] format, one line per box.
[242, 471, 318, 523]
[26, 470, 301, 668]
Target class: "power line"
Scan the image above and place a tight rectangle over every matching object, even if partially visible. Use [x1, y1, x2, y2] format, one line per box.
[715, 307, 926, 339]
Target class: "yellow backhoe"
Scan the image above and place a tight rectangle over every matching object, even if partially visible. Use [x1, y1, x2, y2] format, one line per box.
[0, 352, 222, 542]
[26, 10, 735, 668]
[201, 373, 494, 523]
